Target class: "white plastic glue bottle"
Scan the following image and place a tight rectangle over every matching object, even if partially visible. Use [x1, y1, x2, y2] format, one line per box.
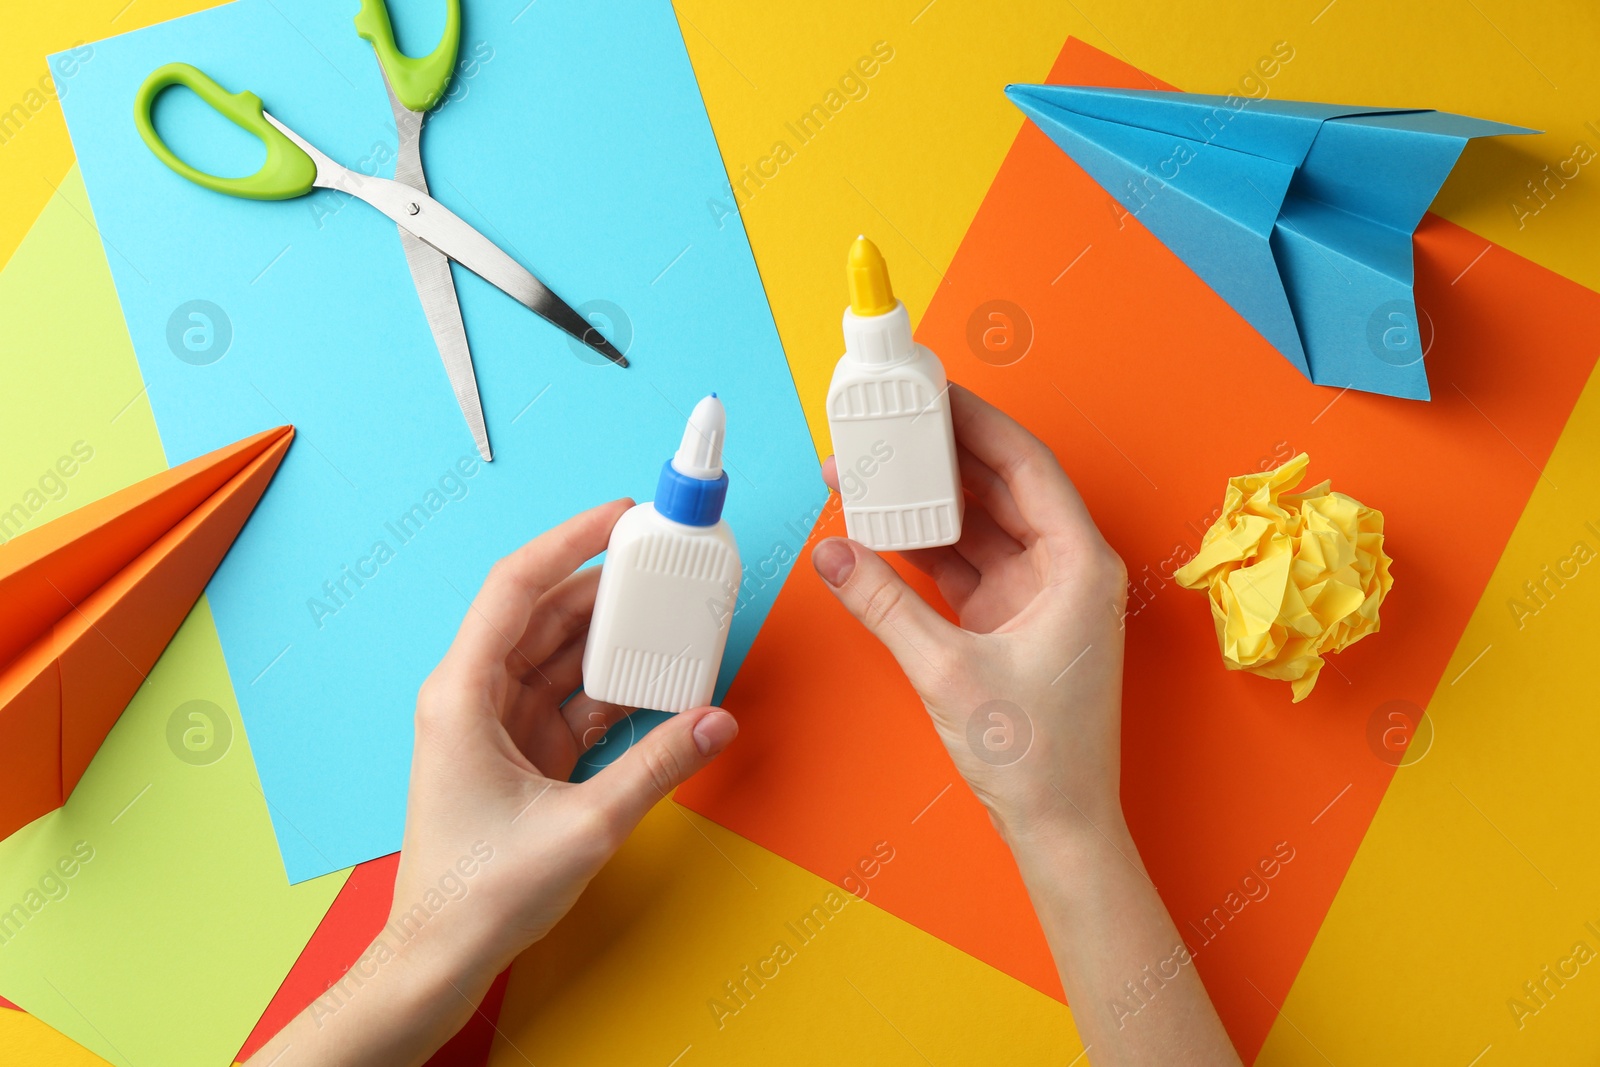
[825, 236, 963, 550]
[582, 395, 742, 713]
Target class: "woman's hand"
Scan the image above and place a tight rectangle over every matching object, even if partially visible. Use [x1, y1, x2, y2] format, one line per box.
[393, 498, 738, 988]
[814, 382, 1239, 1065]
[247, 500, 738, 1067]
[813, 382, 1129, 843]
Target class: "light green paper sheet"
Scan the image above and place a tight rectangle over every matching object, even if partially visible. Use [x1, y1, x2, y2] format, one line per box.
[0, 167, 347, 1066]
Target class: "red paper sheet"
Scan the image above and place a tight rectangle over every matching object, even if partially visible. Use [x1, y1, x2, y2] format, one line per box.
[235, 854, 508, 1067]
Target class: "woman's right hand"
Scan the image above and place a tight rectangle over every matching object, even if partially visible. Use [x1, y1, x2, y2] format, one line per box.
[812, 382, 1130, 844]
[815, 382, 1240, 1065]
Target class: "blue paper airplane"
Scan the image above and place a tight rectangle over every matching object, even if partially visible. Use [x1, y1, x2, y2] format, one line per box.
[1006, 84, 1535, 400]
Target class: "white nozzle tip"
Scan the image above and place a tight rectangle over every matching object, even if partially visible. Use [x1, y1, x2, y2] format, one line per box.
[672, 394, 726, 480]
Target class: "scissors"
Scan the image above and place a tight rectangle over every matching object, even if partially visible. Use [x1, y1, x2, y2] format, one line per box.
[132, 0, 628, 462]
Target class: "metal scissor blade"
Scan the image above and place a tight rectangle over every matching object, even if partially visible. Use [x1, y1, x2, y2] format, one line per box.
[400, 201, 630, 368]
[400, 231, 492, 461]
[377, 90, 491, 460]
[270, 114, 628, 368]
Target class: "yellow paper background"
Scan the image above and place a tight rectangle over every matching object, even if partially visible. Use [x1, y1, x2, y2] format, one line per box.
[0, 1007, 114, 1067]
[1, 0, 1598, 1063]
[488, 802, 1084, 1065]
[0, 0, 228, 273]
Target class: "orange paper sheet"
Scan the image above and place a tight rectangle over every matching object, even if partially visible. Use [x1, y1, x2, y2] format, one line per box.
[676, 39, 1600, 1060]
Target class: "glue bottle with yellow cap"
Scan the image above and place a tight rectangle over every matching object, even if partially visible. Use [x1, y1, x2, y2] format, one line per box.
[825, 236, 963, 550]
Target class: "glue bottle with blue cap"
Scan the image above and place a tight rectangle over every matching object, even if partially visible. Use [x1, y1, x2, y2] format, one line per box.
[582, 395, 742, 713]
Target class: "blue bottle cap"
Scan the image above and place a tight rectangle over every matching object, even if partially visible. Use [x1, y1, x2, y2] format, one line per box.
[656, 460, 727, 526]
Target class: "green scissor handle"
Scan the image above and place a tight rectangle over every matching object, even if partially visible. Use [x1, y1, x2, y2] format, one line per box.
[354, 0, 461, 113]
[134, 63, 317, 201]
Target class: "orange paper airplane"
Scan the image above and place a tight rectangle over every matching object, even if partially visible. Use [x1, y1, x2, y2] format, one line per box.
[0, 425, 293, 839]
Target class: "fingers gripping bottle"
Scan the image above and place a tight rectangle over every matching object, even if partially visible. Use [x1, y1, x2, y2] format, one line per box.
[582, 395, 742, 713]
[826, 236, 963, 550]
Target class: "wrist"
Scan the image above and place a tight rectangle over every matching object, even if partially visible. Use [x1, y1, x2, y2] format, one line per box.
[381, 838, 516, 999]
[992, 784, 1129, 859]
[1000, 804, 1151, 924]
[363, 919, 483, 1047]
[376, 898, 504, 1007]
[276, 915, 481, 1067]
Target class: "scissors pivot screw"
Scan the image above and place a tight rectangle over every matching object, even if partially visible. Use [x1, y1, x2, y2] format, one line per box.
[406, 202, 420, 215]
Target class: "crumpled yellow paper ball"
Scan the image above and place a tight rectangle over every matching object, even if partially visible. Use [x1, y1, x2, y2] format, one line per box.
[1174, 453, 1393, 702]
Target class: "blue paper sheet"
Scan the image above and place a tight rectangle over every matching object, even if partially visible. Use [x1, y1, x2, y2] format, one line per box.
[1006, 84, 1536, 400]
[58, 0, 824, 882]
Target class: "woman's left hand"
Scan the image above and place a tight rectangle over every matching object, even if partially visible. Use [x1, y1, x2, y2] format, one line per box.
[246, 498, 738, 1067]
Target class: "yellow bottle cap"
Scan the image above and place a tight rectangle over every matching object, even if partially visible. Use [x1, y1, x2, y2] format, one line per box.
[847, 235, 896, 317]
